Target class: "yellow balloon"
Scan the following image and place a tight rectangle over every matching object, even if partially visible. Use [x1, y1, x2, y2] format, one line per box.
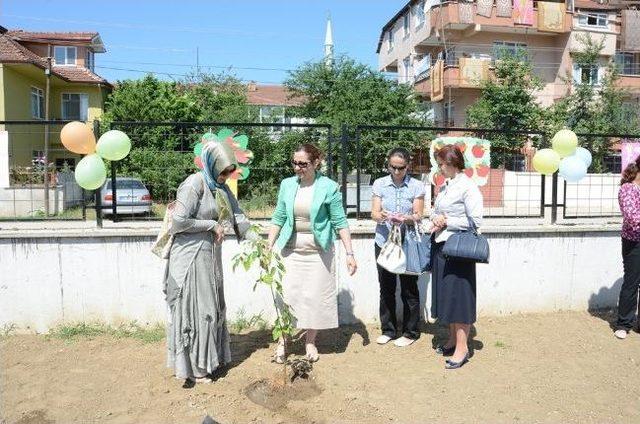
[551, 129, 578, 158]
[532, 148, 561, 175]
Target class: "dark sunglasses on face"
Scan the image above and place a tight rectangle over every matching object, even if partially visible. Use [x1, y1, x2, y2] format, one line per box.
[389, 165, 407, 171]
[292, 160, 311, 169]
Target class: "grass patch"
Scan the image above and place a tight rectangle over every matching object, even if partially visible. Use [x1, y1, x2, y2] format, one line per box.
[49, 321, 165, 343]
[230, 308, 268, 333]
[494, 340, 507, 348]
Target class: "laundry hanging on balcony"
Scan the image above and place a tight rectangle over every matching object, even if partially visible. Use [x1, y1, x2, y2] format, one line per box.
[537, 2, 565, 33]
[476, 0, 494, 18]
[496, 0, 512, 17]
[621, 10, 640, 52]
[459, 58, 490, 88]
[513, 0, 534, 26]
[459, 0, 475, 24]
[430, 59, 444, 102]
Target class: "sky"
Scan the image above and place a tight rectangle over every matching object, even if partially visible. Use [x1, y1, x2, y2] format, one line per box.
[2, 0, 407, 84]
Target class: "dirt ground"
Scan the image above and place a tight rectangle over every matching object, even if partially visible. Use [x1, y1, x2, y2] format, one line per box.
[1, 310, 639, 424]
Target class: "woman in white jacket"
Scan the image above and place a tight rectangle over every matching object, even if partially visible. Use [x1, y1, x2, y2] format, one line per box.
[430, 144, 483, 370]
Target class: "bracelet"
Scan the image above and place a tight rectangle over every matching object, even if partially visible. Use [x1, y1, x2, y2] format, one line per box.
[346, 252, 355, 256]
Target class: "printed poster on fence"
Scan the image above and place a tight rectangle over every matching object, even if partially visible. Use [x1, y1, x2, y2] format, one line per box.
[621, 142, 640, 174]
[429, 137, 490, 187]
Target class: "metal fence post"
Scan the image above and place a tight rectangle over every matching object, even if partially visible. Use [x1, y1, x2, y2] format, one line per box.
[92, 120, 103, 228]
[355, 127, 361, 219]
[340, 124, 348, 211]
[551, 172, 558, 224]
[327, 127, 333, 180]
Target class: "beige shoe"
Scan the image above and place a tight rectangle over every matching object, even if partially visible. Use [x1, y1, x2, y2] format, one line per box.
[376, 335, 393, 345]
[393, 336, 416, 347]
[305, 343, 319, 362]
[614, 329, 628, 339]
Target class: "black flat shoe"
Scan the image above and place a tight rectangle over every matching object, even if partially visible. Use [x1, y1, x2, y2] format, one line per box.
[445, 352, 469, 369]
[435, 344, 455, 356]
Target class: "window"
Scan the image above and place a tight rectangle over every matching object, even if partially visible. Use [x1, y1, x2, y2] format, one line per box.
[259, 105, 287, 132]
[62, 93, 89, 120]
[403, 13, 410, 38]
[85, 50, 95, 72]
[578, 11, 607, 28]
[603, 155, 621, 173]
[30, 87, 44, 119]
[415, 53, 432, 77]
[388, 29, 394, 51]
[572, 64, 602, 85]
[54, 46, 77, 66]
[493, 41, 528, 61]
[414, 1, 425, 28]
[615, 52, 635, 75]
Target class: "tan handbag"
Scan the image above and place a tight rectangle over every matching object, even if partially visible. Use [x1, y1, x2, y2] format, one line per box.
[151, 201, 176, 259]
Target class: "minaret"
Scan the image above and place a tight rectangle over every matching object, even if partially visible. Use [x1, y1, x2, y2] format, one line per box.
[324, 13, 334, 69]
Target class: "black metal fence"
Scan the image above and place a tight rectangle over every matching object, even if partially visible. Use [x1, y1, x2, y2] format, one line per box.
[101, 121, 335, 223]
[0, 120, 88, 221]
[0, 120, 634, 224]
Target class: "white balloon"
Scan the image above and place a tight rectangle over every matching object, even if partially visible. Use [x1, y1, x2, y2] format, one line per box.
[573, 147, 592, 168]
[559, 156, 587, 183]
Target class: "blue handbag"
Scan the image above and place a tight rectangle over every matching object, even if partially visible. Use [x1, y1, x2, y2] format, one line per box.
[402, 223, 432, 275]
[442, 218, 490, 264]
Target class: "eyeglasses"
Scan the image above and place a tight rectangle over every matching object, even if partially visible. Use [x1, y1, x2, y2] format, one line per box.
[388, 165, 407, 171]
[291, 160, 311, 169]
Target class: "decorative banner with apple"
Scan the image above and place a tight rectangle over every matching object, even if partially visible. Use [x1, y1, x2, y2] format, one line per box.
[428, 137, 491, 187]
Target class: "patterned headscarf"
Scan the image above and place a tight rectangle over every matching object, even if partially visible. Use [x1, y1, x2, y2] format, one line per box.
[200, 142, 238, 190]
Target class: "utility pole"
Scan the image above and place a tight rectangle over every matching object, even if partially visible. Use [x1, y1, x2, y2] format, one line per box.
[43, 48, 52, 216]
[196, 46, 200, 75]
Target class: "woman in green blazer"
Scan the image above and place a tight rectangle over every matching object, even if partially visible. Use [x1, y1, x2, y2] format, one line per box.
[268, 143, 357, 363]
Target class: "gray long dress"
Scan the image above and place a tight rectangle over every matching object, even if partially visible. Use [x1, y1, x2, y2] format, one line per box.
[163, 172, 232, 379]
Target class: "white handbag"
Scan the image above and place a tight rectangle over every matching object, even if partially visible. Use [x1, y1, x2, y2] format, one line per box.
[376, 224, 406, 274]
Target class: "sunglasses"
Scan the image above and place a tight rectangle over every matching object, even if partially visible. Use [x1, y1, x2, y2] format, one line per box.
[291, 160, 311, 169]
[388, 165, 407, 171]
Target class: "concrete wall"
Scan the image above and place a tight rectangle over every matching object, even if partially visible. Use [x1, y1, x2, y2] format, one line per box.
[0, 226, 624, 332]
[0, 186, 65, 217]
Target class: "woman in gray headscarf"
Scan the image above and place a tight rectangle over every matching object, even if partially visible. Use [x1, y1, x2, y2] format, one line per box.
[163, 141, 250, 388]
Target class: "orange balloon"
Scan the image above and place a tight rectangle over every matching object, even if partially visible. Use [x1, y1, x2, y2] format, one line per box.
[60, 121, 96, 154]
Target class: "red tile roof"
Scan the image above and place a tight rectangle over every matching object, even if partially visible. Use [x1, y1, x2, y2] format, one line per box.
[0, 32, 110, 86]
[7, 30, 99, 43]
[53, 65, 109, 84]
[246, 84, 305, 107]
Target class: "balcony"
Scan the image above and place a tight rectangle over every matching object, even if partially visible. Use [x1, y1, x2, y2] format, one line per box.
[428, 1, 572, 36]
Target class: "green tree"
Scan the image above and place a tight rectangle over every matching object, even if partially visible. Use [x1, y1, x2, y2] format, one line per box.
[285, 55, 428, 176]
[102, 73, 254, 201]
[466, 51, 546, 167]
[548, 34, 640, 171]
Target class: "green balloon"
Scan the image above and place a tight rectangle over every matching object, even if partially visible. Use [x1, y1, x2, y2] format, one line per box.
[96, 130, 131, 161]
[239, 166, 250, 180]
[75, 154, 106, 190]
[193, 142, 203, 156]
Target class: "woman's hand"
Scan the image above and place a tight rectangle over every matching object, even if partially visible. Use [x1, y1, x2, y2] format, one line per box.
[431, 214, 447, 228]
[346, 255, 357, 276]
[214, 225, 225, 244]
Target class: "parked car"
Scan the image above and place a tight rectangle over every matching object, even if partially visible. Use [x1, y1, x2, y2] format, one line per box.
[100, 177, 152, 215]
